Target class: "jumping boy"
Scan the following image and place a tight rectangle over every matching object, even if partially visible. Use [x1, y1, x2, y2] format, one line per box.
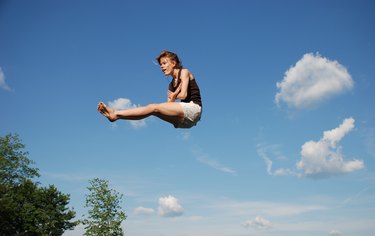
[97, 50, 202, 128]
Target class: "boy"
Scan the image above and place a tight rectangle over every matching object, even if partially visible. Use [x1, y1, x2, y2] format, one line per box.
[98, 50, 202, 128]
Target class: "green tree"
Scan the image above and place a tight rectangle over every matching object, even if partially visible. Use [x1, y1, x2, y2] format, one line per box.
[0, 133, 78, 235]
[82, 178, 127, 236]
[0, 133, 39, 184]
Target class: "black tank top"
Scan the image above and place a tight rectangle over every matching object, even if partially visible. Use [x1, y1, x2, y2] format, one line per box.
[169, 69, 202, 107]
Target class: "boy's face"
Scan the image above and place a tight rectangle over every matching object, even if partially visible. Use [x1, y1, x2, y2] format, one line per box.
[159, 57, 176, 76]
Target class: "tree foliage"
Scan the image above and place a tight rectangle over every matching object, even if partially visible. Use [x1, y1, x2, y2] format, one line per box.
[82, 178, 127, 236]
[0, 133, 78, 235]
[0, 133, 39, 185]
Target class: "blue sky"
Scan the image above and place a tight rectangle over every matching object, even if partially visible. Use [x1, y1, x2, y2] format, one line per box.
[1, 0, 375, 235]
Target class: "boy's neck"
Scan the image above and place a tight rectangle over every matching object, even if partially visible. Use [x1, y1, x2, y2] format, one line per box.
[172, 68, 180, 79]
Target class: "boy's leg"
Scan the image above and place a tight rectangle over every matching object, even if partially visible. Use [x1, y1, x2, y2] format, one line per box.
[151, 102, 185, 125]
[98, 102, 184, 125]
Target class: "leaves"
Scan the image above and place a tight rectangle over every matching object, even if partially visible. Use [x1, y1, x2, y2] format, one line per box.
[82, 178, 127, 236]
[0, 133, 39, 185]
[0, 133, 78, 235]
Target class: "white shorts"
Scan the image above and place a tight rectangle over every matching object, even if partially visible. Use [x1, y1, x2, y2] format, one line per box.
[175, 102, 202, 128]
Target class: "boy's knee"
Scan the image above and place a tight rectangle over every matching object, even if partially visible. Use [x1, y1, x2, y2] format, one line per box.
[147, 104, 160, 113]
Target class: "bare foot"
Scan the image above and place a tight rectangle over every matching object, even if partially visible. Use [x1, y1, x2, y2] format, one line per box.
[97, 102, 118, 122]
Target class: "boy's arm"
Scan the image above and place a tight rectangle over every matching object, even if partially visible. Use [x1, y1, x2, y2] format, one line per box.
[174, 69, 190, 100]
[167, 82, 182, 102]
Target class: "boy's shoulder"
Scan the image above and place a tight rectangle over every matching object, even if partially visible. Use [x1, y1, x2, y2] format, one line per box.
[181, 68, 193, 76]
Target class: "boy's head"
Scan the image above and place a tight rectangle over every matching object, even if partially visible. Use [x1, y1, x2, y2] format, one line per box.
[156, 50, 182, 69]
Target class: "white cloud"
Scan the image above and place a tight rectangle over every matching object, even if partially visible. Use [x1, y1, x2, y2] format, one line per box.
[108, 98, 135, 110]
[297, 117, 364, 178]
[329, 229, 342, 236]
[108, 98, 146, 128]
[275, 53, 354, 109]
[196, 155, 237, 175]
[158, 195, 184, 217]
[256, 143, 295, 176]
[134, 206, 155, 215]
[199, 155, 237, 177]
[242, 216, 272, 230]
[218, 200, 326, 218]
[192, 148, 237, 175]
[0, 67, 11, 91]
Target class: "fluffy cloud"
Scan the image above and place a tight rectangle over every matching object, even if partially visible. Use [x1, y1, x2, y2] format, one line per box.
[275, 53, 353, 109]
[134, 206, 155, 215]
[108, 98, 146, 128]
[242, 216, 272, 230]
[0, 67, 11, 91]
[297, 117, 364, 178]
[158, 195, 184, 217]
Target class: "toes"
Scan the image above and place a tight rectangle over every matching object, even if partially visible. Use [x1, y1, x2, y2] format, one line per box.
[98, 103, 106, 113]
[97, 102, 104, 111]
[97, 103, 108, 116]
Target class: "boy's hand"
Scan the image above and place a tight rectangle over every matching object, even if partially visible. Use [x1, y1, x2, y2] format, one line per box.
[167, 82, 182, 102]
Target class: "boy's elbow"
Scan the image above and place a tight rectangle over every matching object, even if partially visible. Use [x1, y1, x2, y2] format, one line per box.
[179, 93, 187, 100]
